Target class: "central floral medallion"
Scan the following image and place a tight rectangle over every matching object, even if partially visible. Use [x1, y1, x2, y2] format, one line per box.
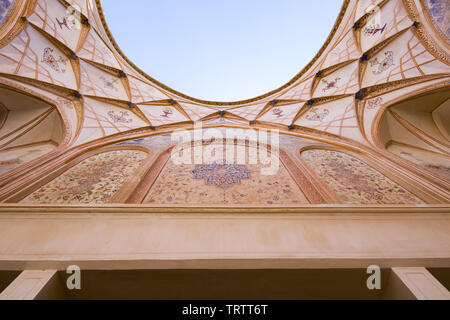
[192, 161, 251, 189]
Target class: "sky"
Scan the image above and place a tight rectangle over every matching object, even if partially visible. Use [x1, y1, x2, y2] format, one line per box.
[102, 0, 343, 102]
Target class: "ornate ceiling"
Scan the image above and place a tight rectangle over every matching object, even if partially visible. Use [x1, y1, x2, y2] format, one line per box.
[0, 0, 448, 153]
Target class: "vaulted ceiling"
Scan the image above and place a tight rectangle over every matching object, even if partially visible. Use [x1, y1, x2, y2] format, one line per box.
[0, 0, 448, 150]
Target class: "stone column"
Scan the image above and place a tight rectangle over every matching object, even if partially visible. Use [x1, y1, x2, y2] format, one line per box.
[0, 270, 65, 300]
[391, 267, 450, 300]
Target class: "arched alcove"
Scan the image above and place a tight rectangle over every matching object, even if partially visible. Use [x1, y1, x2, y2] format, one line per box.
[0, 85, 65, 175]
[377, 88, 450, 181]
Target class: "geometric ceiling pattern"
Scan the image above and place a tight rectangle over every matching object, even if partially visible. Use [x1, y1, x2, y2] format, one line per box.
[0, 0, 448, 151]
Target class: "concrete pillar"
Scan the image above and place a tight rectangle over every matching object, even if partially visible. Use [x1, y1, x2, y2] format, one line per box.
[391, 267, 450, 300]
[0, 270, 65, 300]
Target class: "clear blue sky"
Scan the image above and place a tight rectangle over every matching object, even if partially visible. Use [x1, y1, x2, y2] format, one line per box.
[102, 0, 343, 102]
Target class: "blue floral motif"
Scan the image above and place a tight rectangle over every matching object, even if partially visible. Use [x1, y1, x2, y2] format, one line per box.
[0, 0, 14, 25]
[192, 161, 251, 189]
[425, 0, 450, 39]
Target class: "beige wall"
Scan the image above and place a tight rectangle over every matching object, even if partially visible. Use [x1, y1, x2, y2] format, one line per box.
[0, 205, 449, 271]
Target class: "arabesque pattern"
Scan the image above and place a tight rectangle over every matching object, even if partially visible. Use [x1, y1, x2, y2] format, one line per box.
[0, 0, 448, 205]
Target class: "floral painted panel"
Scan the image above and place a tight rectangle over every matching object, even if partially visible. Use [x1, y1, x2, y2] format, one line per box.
[145, 147, 309, 206]
[301, 149, 424, 204]
[424, 0, 450, 42]
[22, 150, 148, 204]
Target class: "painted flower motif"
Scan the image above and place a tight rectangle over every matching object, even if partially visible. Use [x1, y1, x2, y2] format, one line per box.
[306, 108, 330, 122]
[41, 47, 68, 73]
[367, 97, 383, 110]
[107, 111, 132, 124]
[370, 51, 395, 75]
